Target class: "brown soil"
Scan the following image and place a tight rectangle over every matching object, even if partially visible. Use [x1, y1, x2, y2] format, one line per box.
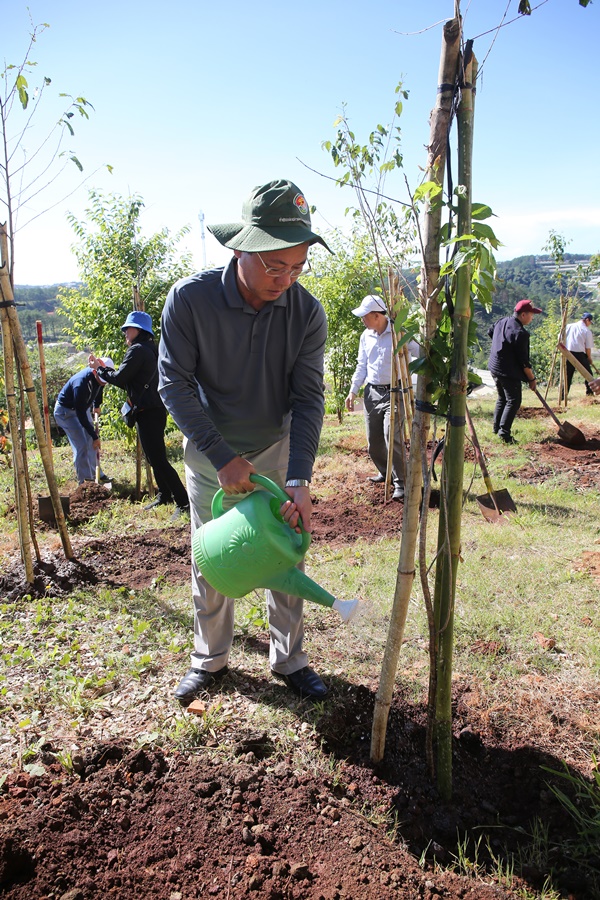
[1, 433, 600, 899]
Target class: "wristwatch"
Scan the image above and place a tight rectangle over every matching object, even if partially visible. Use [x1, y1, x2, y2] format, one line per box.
[285, 479, 311, 488]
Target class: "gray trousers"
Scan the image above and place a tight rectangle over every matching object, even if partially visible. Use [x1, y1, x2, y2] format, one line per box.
[363, 383, 406, 488]
[184, 434, 307, 675]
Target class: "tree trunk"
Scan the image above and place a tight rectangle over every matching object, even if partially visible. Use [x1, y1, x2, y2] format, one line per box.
[370, 17, 462, 764]
[1, 309, 34, 582]
[432, 51, 477, 801]
[0, 226, 73, 558]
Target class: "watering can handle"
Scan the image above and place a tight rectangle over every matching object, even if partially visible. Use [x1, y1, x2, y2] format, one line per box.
[211, 474, 311, 555]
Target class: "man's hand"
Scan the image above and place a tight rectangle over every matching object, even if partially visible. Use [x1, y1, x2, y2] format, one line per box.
[217, 457, 257, 495]
[528, 378, 537, 391]
[88, 354, 101, 370]
[92, 438, 101, 452]
[589, 377, 600, 395]
[281, 485, 312, 534]
[345, 392, 356, 412]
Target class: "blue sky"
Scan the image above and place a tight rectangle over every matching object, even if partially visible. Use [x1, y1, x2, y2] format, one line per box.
[4, 0, 599, 285]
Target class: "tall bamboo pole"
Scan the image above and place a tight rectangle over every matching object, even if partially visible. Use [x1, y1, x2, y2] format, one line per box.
[371, 17, 462, 763]
[16, 360, 42, 563]
[132, 283, 155, 499]
[432, 51, 477, 801]
[0, 225, 73, 558]
[1, 306, 34, 582]
[36, 320, 53, 443]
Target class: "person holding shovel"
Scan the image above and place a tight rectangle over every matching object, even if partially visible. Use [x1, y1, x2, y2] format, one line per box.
[565, 313, 595, 396]
[158, 179, 331, 704]
[345, 295, 417, 501]
[89, 311, 190, 521]
[487, 299, 542, 444]
[54, 358, 115, 484]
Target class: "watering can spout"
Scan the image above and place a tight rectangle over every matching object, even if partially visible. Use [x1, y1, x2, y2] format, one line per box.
[267, 568, 359, 624]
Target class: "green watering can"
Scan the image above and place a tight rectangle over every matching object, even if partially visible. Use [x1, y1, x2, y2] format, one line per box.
[192, 474, 359, 623]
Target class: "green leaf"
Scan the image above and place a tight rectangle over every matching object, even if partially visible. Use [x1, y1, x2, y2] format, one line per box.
[16, 74, 29, 108]
[413, 181, 443, 203]
[70, 155, 83, 172]
[471, 203, 494, 221]
[472, 222, 502, 249]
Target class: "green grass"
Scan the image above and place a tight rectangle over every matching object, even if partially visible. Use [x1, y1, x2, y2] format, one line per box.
[1, 388, 599, 899]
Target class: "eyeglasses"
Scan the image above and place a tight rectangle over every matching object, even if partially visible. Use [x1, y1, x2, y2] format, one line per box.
[256, 251, 311, 279]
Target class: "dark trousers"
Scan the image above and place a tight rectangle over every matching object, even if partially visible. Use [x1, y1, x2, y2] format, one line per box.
[136, 406, 189, 508]
[492, 375, 522, 439]
[566, 351, 593, 395]
[363, 383, 406, 487]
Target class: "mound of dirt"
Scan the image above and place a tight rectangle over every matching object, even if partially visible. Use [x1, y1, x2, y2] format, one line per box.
[1, 681, 595, 899]
[0, 528, 191, 601]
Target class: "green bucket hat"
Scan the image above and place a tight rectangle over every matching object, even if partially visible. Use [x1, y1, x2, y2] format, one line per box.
[207, 179, 332, 253]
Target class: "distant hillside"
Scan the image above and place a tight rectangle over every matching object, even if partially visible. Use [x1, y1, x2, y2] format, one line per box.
[13, 283, 80, 342]
[13, 255, 599, 347]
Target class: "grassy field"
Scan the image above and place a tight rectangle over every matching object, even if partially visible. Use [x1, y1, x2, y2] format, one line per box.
[1, 385, 599, 897]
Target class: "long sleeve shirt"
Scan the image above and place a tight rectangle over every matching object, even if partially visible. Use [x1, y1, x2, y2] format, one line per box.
[349, 321, 419, 394]
[158, 257, 327, 482]
[97, 337, 163, 410]
[55, 368, 104, 439]
[487, 315, 532, 381]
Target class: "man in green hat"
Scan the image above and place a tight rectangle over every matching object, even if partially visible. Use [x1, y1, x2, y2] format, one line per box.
[159, 179, 331, 704]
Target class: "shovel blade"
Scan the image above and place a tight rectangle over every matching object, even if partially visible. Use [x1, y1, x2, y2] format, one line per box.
[558, 421, 586, 447]
[38, 495, 70, 523]
[476, 489, 516, 524]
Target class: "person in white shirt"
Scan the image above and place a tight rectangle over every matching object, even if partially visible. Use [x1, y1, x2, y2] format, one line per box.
[565, 313, 594, 396]
[345, 295, 418, 501]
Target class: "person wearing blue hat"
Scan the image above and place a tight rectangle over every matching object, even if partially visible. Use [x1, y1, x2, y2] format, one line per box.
[89, 311, 189, 519]
[565, 312, 595, 396]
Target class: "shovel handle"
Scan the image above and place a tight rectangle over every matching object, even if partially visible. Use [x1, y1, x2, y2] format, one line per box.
[557, 342, 594, 381]
[464, 407, 501, 514]
[532, 387, 563, 428]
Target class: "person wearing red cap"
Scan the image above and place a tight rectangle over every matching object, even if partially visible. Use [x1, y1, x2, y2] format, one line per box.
[487, 299, 542, 444]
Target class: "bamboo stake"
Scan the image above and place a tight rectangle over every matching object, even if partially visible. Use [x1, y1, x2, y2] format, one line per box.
[36, 320, 53, 444]
[432, 50, 478, 802]
[384, 351, 397, 503]
[16, 359, 42, 563]
[132, 283, 155, 499]
[371, 18, 461, 764]
[0, 225, 73, 558]
[1, 303, 34, 582]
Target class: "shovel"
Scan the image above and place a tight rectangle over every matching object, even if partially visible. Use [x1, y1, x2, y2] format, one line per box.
[36, 320, 70, 523]
[94, 412, 112, 491]
[558, 342, 600, 394]
[532, 386, 586, 446]
[465, 407, 516, 523]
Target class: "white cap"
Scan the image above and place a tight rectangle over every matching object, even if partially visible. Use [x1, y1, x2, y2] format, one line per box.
[351, 295, 387, 318]
[95, 357, 115, 384]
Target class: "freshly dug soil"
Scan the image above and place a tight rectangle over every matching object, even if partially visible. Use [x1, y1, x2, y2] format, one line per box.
[2, 678, 596, 900]
[2, 428, 599, 898]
